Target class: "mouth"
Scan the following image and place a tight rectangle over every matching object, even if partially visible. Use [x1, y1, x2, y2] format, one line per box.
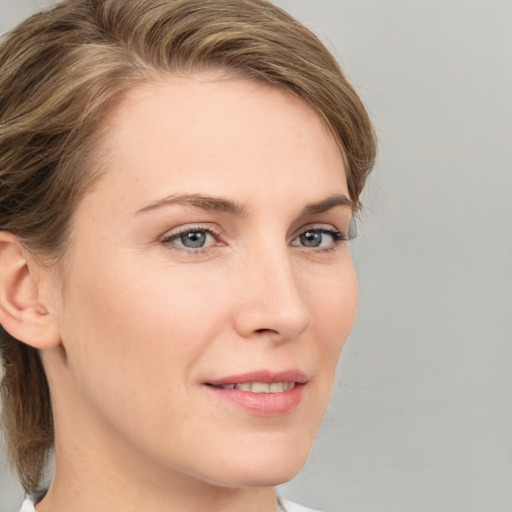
[203, 370, 307, 416]
[207, 381, 296, 393]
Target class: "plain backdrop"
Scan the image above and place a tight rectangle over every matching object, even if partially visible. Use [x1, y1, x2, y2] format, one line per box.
[1, 1, 511, 511]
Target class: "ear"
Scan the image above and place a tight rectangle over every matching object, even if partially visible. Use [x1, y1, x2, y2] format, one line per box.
[0, 231, 61, 349]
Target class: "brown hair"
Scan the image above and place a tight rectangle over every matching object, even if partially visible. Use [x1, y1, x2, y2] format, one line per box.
[0, 0, 376, 493]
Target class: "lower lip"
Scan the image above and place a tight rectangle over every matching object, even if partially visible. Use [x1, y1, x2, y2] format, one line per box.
[204, 384, 305, 417]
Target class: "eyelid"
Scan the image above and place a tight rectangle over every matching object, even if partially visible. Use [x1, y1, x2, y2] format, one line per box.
[160, 223, 223, 241]
[291, 222, 351, 242]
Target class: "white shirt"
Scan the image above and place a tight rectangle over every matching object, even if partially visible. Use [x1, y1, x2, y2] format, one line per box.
[281, 499, 323, 512]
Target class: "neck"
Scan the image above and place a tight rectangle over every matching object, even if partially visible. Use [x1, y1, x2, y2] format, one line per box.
[38, 480, 277, 512]
[37, 438, 278, 512]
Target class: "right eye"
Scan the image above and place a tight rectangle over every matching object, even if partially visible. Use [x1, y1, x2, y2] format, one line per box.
[162, 227, 218, 252]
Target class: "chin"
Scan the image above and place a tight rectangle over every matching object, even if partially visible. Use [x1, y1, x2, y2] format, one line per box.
[237, 463, 306, 488]
[208, 462, 307, 489]
[197, 436, 313, 489]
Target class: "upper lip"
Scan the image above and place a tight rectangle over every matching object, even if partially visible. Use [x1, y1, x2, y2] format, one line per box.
[205, 369, 308, 386]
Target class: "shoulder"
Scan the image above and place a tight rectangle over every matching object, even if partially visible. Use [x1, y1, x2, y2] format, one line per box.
[281, 498, 324, 512]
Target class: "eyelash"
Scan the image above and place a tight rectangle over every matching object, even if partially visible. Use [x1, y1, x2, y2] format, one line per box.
[160, 224, 350, 255]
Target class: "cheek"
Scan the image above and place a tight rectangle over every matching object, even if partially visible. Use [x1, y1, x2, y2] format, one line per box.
[55, 260, 228, 456]
[59, 254, 233, 400]
[310, 259, 358, 376]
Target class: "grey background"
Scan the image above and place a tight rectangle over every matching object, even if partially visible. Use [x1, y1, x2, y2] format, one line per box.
[1, 0, 511, 511]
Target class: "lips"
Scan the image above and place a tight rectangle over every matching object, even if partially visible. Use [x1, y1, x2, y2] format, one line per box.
[203, 370, 307, 416]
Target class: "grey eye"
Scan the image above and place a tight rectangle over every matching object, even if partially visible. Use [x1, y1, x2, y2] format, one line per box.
[162, 227, 219, 252]
[179, 231, 208, 248]
[291, 227, 345, 249]
[299, 230, 322, 247]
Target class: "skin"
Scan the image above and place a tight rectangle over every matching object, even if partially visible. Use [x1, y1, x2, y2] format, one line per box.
[23, 74, 358, 512]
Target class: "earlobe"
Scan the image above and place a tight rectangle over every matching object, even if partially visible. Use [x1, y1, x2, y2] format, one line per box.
[0, 231, 61, 349]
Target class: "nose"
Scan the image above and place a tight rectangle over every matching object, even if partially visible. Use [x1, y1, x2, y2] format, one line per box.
[232, 246, 311, 342]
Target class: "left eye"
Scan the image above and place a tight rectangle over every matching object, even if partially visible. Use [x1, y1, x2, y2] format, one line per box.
[164, 229, 216, 249]
[291, 228, 343, 249]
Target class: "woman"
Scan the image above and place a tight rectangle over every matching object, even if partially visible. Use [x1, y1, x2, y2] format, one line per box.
[0, 1, 376, 511]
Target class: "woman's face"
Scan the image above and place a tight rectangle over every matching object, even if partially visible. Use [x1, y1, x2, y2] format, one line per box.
[48, 74, 357, 488]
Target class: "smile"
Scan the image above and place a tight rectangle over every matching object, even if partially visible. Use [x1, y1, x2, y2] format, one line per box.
[210, 381, 296, 393]
[204, 370, 307, 416]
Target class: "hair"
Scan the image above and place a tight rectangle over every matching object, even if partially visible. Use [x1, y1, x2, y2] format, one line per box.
[0, 0, 376, 493]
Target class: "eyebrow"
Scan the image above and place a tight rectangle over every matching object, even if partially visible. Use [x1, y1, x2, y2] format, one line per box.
[298, 194, 354, 216]
[134, 192, 353, 217]
[134, 193, 248, 216]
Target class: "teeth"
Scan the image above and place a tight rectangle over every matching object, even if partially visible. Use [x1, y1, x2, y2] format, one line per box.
[269, 382, 284, 393]
[250, 382, 270, 393]
[222, 381, 296, 393]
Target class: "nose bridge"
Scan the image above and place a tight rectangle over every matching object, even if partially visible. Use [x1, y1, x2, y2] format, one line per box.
[233, 241, 311, 340]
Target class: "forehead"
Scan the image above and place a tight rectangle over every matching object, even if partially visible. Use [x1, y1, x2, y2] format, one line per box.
[89, 73, 348, 210]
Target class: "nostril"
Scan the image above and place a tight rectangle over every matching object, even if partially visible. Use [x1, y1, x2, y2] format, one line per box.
[254, 328, 280, 335]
